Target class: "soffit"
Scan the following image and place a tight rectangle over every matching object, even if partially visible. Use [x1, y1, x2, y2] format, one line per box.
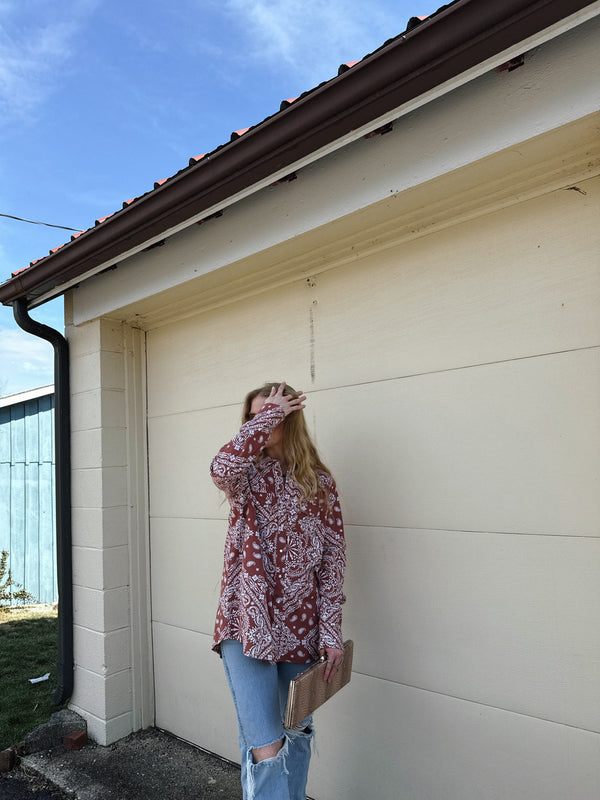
[97, 112, 600, 330]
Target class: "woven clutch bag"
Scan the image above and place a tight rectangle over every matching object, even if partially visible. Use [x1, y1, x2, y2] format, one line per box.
[284, 640, 354, 729]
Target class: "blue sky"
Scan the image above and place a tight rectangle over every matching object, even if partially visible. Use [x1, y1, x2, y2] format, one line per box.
[0, 0, 428, 396]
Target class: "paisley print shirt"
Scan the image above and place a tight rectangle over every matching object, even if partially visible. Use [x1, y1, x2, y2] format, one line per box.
[211, 402, 346, 663]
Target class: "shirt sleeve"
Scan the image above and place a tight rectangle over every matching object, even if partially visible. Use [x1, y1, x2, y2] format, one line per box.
[316, 480, 346, 651]
[210, 403, 285, 498]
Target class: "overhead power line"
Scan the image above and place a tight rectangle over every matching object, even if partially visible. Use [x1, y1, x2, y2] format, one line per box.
[0, 212, 83, 233]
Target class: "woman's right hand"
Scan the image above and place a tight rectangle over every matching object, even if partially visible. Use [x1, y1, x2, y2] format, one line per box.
[268, 382, 306, 416]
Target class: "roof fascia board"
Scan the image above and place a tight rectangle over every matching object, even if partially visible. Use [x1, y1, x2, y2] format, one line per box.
[0, 384, 55, 407]
[2, 0, 598, 309]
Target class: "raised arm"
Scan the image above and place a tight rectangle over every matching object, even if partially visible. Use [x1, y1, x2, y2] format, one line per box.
[210, 403, 285, 496]
[210, 382, 306, 498]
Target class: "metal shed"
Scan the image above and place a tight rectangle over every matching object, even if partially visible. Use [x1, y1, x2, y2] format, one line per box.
[0, 385, 57, 605]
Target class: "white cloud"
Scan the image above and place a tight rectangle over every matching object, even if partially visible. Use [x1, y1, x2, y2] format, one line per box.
[222, 0, 406, 84]
[0, 326, 54, 396]
[0, 0, 99, 126]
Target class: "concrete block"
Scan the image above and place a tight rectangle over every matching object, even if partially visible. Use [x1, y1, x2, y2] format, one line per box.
[101, 427, 127, 467]
[71, 389, 126, 432]
[72, 546, 104, 590]
[72, 506, 128, 549]
[100, 390, 127, 429]
[68, 320, 102, 359]
[68, 318, 122, 359]
[73, 585, 130, 633]
[102, 467, 128, 507]
[74, 625, 132, 675]
[71, 429, 103, 470]
[104, 587, 131, 631]
[72, 466, 127, 510]
[99, 318, 124, 353]
[101, 506, 130, 548]
[73, 545, 128, 592]
[72, 427, 127, 470]
[104, 546, 130, 590]
[70, 352, 102, 394]
[100, 350, 125, 390]
[71, 389, 102, 432]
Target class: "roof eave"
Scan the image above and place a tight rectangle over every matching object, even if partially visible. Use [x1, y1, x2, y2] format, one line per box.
[1, 0, 595, 308]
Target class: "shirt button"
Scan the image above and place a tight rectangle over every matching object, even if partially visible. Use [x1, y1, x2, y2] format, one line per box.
[275, 598, 283, 604]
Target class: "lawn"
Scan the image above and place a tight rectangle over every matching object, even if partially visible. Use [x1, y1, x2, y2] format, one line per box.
[0, 606, 66, 750]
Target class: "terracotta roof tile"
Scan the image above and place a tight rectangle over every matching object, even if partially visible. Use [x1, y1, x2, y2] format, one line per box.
[406, 14, 431, 31]
[337, 61, 359, 75]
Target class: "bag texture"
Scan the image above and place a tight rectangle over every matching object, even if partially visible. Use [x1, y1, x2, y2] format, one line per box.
[284, 640, 354, 729]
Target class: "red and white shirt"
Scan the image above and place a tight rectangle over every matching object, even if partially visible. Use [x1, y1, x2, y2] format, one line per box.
[211, 403, 346, 663]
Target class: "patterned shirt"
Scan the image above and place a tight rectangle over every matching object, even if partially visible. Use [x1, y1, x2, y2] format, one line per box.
[211, 403, 346, 663]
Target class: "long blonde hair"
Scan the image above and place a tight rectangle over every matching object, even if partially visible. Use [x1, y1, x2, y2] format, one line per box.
[242, 382, 332, 506]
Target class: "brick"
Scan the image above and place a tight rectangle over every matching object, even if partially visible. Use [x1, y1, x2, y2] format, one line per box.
[0, 748, 15, 773]
[24, 709, 87, 754]
[64, 730, 88, 751]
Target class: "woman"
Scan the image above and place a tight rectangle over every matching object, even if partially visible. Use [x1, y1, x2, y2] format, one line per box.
[210, 381, 346, 800]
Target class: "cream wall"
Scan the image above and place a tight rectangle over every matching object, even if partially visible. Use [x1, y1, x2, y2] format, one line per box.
[144, 174, 600, 798]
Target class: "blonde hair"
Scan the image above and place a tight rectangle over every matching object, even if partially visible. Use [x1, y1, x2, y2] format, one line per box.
[242, 382, 332, 506]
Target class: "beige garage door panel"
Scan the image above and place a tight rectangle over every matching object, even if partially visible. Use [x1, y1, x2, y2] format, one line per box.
[306, 671, 598, 800]
[152, 623, 239, 762]
[152, 625, 599, 800]
[148, 404, 237, 520]
[344, 525, 600, 732]
[146, 280, 313, 419]
[312, 348, 600, 536]
[150, 518, 224, 635]
[312, 177, 600, 390]
[146, 175, 599, 793]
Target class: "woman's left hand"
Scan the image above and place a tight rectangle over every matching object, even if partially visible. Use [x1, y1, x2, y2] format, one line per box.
[319, 647, 344, 683]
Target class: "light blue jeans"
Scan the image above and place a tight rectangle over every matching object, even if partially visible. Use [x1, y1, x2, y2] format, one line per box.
[221, 639, 315, 800]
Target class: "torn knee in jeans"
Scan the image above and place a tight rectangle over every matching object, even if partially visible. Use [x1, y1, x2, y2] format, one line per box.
[246, 737, 290, 800]
[286, 718, 313, 736]
[286, 719, 317, 756]
[251, 737, 284, 763]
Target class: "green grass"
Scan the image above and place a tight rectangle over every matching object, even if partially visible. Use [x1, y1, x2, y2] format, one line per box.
[0, 606, 67, 750]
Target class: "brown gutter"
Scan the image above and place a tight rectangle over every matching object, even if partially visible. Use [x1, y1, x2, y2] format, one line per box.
[0, 0, 595, 307]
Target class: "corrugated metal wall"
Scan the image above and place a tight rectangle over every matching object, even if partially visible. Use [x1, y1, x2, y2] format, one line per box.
[0, 392, 57, 604]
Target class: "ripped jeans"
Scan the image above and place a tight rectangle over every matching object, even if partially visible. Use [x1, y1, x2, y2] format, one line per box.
[221, 639, 315, 800]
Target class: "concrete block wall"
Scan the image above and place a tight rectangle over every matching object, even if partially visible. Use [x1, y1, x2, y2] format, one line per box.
[68, 317, 134, 745]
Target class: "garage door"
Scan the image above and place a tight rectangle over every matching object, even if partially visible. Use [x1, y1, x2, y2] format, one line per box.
[145, 176, 599, 799]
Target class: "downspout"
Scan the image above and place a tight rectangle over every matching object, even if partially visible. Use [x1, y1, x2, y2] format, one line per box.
[13, 298, 73, 705]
